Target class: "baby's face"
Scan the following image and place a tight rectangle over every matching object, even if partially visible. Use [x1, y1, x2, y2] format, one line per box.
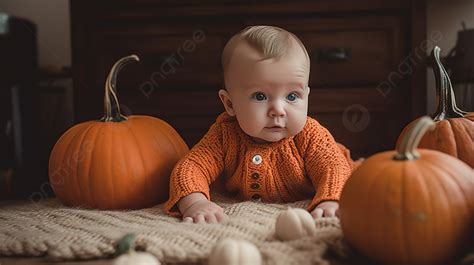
[222, 40, 310, 143]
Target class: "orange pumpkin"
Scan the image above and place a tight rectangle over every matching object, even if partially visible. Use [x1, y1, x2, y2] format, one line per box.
[48, 55, 189, 209]
[340, 116, 474, 265]
[397, 46, 474, 167]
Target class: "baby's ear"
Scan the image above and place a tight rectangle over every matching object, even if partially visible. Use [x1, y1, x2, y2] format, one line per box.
[218, 89, 236, 116]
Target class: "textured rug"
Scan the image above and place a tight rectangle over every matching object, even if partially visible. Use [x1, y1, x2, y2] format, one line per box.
[0, 194, 352, 265]
[2, 196, 473, 265]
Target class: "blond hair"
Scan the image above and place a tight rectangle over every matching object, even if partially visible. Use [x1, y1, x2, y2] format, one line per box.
[221, 25, 310, 75]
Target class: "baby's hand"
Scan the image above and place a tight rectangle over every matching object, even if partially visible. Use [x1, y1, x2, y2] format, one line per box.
[311, 200, 339, 219]
[182, 200, 228, 224]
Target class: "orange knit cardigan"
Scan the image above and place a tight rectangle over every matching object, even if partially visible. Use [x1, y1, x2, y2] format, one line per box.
[164, 112, 357, 216]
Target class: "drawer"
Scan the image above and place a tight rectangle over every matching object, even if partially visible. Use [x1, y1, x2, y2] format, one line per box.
[313, 112, 395, 159]
[91, 14, 407, 91]
[91, 20, 246, 91]
[114, 88, 398, 151]
[117, 90, 224, 116]
[97, 33, 224, 91]
[92, 15, 405, 91]
[245, 15, 406, 87]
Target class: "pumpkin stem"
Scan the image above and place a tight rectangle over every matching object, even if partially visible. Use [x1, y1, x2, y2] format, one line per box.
[394, 116, 434, 160]
[116, 233, 136, 255]
[442, 61, 468, 115]
[101, 55, 140, 122]
[431, 46, 465, 121]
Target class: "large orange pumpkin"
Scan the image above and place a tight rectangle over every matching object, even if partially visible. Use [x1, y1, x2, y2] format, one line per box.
[340, 116, 474, 265]
[48, 55, 189, 209]
[397, 46, 474, 167]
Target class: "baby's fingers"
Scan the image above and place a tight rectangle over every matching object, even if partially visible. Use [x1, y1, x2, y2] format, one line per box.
[194, 214, 206, 224]
[215, 212, 228, 223]
[183, 216, 193, 223]
[311, 208, 324, 219]
[205, 214, 218, 223]
[324, 207, 337, 217]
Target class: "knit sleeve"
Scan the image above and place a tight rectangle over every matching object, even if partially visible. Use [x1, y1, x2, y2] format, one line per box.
[164, 121, 225, 217]
[297, 118, 352, 212]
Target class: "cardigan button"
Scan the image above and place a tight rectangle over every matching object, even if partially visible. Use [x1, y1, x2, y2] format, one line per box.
[251, 183, 260, 189]
[252, 154, 262, 165]
[251, 173, 260, 180]
[251, 194, 261, 200]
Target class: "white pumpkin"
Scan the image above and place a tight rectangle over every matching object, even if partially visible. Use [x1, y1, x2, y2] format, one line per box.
[208, 238, 262, 265]
[275, 208, 316, 241]
[113, 250, 161, 265]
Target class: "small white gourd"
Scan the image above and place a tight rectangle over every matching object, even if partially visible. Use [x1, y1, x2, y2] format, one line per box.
[275, 208, 316, 241]
[113, 233, 160, 265]
[208, 238, 262, 265]
[114, 251, 161, 265]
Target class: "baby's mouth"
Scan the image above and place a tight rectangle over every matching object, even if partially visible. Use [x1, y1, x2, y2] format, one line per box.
[265, 126, 285, 130]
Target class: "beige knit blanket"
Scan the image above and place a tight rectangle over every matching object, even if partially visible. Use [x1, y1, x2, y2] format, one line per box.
[0, 194, 353, 265]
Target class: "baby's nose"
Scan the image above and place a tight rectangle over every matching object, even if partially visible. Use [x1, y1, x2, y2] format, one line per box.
[269, 103, 286, 117]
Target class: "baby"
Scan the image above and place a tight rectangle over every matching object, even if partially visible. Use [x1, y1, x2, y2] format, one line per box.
[164, 25, 358, 224]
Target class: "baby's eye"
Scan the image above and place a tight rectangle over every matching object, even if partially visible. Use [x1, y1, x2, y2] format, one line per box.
[286, 92, 299, 102]
[252, 92, 267, 101]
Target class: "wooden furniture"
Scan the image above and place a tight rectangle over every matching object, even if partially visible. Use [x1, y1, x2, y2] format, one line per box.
[0, 14, 45, 198]
[70, 0, 426, 158]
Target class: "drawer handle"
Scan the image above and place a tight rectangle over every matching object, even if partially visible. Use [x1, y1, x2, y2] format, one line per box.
[313, 48, 351, 63]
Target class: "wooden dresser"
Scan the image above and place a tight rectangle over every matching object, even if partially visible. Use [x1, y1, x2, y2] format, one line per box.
[70, 0, 426, 158]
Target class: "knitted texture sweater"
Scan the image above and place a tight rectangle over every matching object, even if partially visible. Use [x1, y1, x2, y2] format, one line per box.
[164, 112, 357, 216]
